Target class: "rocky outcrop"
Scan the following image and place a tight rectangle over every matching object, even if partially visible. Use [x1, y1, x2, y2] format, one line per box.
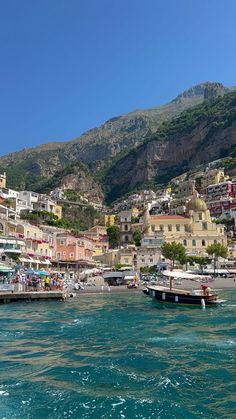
[105, 92, 236, 202]
[0, 82, 235, 204]
[1, 82, 234, 191]
[203, 82, 225, 100]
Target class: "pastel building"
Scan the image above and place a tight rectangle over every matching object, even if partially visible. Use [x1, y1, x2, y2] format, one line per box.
[144, 197, 227, 255]
[53, 233, 95, 269]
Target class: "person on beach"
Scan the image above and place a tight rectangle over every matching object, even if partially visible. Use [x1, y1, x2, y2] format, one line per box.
[45, 276, 50, 290]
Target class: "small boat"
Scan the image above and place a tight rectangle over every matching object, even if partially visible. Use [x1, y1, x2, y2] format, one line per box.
[143, 271, 226, 306]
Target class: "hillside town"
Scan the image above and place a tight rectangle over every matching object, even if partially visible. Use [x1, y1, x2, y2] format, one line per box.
[0, 158, 236, 284]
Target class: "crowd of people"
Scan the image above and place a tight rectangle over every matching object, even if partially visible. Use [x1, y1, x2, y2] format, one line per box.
[13, 271, 64, 291]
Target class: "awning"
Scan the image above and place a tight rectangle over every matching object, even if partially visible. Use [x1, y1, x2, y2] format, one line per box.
[19, 257, 31, 263]
[163, 270, 211, 281]
[39, 259, 52, 265]
[0, 263, 14, 272]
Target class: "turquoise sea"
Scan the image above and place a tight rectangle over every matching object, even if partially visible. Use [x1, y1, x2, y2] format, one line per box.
[0, 291, 236, 419]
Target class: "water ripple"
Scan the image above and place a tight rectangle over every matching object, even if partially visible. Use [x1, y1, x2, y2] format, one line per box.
[0, 292, 235, 418]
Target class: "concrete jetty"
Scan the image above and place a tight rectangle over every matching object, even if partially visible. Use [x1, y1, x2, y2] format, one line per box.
[0, 291, 69, 304]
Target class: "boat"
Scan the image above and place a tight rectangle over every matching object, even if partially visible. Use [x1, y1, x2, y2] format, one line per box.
[143, 270, 226, 306]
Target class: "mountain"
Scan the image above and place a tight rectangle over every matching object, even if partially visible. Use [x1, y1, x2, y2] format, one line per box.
[38, 161, 104, 206]
[104, 91, 236, 203]
[0, 81, 232, 192]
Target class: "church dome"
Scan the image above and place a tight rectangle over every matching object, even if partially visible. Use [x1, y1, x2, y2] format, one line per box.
[187, 197, 208, 212]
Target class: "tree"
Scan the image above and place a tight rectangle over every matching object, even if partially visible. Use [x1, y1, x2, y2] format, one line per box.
[133, 229, 142, 247]
[206, 243, 228, 277]
[193, 256, 208, 272]
[161, 242, 186, 270]
[107, 225, 120, 248]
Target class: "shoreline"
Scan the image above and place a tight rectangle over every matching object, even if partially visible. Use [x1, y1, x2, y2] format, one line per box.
[74, 279, 236, 295]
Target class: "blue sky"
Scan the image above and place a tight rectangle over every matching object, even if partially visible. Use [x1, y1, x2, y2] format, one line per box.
[0, 0, 235, 156]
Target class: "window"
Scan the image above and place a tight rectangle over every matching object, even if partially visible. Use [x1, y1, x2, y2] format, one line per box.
[159, 225, 164, 232]
[151, 225, 155, 232]
[124, 258, 129, 264]
[56, 252, 61, 258]
[202, 222, 207, 230]
[199, 212, 203, 220]
[70, 252, 74, 257]
[0, 223, 3, 232]
[184, 224, 189, 232]
[192, 239, 196, 246]
[214, 240, 217, 244]
[149, 258, 153, 263]
[183, 239, 187, 246]
[125, 235, 129, 242]
[124, 224, 128, 231]
[168, 225, 172, 232]
[60, 240, 64, 245]
[141, 258, 145, 263]
[202, 240, 206, 246]
[176, 224, 180, 232]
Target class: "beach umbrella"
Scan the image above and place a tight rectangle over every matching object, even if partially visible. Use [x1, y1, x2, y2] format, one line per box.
[36, 270, 49, 276]
[26, 268, 37, 275]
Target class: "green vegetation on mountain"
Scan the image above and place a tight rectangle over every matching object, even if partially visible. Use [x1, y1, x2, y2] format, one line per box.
[104, 90, 236, 203]
[0, 82, 235, 206]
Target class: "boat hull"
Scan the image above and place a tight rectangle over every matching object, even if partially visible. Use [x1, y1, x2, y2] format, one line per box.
[144, 286, 222, 306]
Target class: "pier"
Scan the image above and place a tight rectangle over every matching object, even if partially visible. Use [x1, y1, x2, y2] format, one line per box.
[0, 291, 69, 304]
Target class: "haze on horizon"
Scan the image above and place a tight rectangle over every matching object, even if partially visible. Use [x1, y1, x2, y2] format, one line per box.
[0, 0, 235, 156]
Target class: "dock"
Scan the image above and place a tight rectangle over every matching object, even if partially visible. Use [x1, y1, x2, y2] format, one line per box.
[0, 291, 69, 304]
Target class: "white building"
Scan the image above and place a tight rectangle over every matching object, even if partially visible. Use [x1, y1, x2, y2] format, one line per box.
[18, 191, 39, 208]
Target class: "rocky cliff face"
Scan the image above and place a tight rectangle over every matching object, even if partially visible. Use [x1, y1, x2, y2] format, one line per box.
[1, 82, 233, 191]
[104, 91, 236, 202]
[203, 82, 225, 100]
[38, 162, 104, 205]
[0, 82, 235, 204]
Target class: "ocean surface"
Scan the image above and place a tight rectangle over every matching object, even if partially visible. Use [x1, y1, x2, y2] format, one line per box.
[0, 291, 236, 419]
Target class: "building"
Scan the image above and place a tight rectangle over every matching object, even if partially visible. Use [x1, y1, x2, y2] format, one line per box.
[135, 232, 164, 270]
[143, 197, 227, 256]
[136, 248, 162, 270]
[119, 210, 133, 244]
[14, 222, 53, 268]
[0, 235, 25, 263]
[205, 180, 236, 218]
[53, 233, 95, 269]
[102, 214, 116, 227]
[206, 180, 236, 200]
[0, 172, 6, 189]
[201, 169, 229, 190]
[175, 179, 197, 199]
[18, 191, 39, 208]
[33, 198, 62, 219]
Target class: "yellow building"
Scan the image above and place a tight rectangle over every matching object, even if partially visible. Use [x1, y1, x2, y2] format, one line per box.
[201, 169, 229, 189]
[53, 204, 62, 220]
[0, 172, 6, 189]
[15, 222, 53, 266]
[144, 197, 227, 255]
[131, 207, 140, 218]
[103, 214, 116, 227]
